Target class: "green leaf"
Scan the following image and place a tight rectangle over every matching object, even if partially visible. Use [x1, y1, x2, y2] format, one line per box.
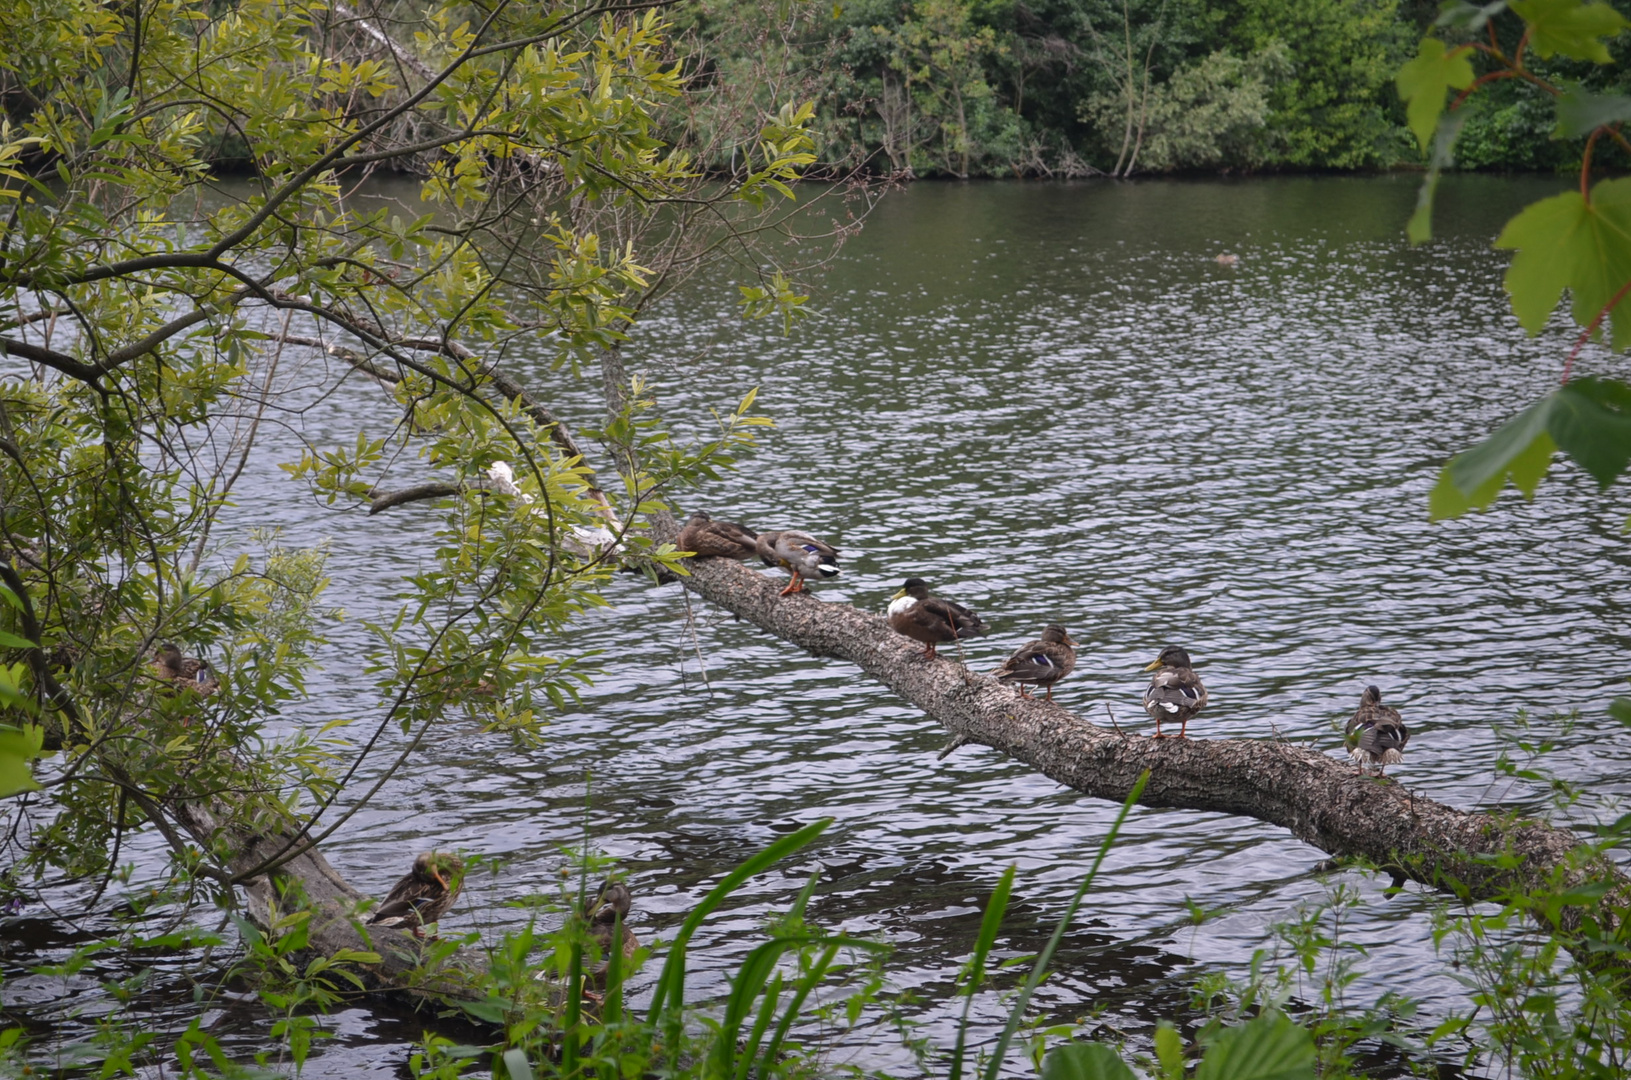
[0, 723, 46, 797]
[1408, 112, 1467, 243]
[1397, 38, 1476, 152]
[1431, 396, 1558, 519]
[1548, 377, 1631, 485]
[1154, 1022, 1186, 1080]
[0, 629, 36, 650]
[502, 1048, 534, 1080]
[1496, 181, 1631, 349]
[1609, 697, 1631, 727]
[1511, 0, 1627, 63]
[1194, 1012, 1316, 1080]
[1437, 1, 1510, 31]
[1554, 87, 1631, 137]
[1040, 1043, 1137, 1080]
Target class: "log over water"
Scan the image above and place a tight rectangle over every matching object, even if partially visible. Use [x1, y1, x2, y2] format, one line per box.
[658, 532, 1631, 981]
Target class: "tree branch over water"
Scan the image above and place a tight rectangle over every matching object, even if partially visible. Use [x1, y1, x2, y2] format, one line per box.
[655, 525, 1631, 980]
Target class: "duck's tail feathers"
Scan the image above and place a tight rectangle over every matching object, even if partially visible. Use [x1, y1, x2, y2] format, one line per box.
[815, 562, 842, 578]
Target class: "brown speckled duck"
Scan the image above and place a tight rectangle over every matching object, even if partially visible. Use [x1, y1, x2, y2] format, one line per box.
[887, 579, 990, 659]
[584, 878, 639, 967]
[367, 851, 464, 937]
[1142, 646, 1206, 739]
[1345, 685, 1408, 776]
[675, 511, 759, 561]
[150, 643, 220, 695]
[991, 626, 1077, 700]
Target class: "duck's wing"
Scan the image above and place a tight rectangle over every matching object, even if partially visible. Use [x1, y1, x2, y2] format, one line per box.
[1356, 716, 1408, 758]
[919, 597, 988, 639]
[994, 640, 1068, 682]
[1144, 670, 1204, 714]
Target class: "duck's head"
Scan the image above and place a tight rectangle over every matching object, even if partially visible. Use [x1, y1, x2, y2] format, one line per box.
[686, 510, 713, 525]
[1361, 685, 1383, 706]
[892, 578, 931, 601]
[1041, 626, 1076, 647]
[586, 879, 632, 921]
[1144, 645, 1192, 671]
[414, 851, 464, 890]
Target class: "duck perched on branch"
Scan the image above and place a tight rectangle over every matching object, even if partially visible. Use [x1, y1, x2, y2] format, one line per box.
[992, 626, 1077, 700]
[1345, 685, 1408, 776]
[887, 579, 989, 659]
[150, 643, 219, 695]
[755, 530, 841, 595]
[675, 511, 758, 561]
[1142, 646, 1206, 739]
[367, 851, 464, 937]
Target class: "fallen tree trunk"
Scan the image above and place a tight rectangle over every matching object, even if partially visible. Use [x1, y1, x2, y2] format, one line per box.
[171, 800, 490, 1008]
[658, 536, 1631, 980]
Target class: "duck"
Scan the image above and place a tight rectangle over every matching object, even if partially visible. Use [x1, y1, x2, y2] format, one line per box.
[1142, 646, 1206, 739]
[583, 878, 639, 967]
[887, 579, 989, 659]
[150, 643, 219, 696]
[1345, 685, 1408, 776]
[675, 511, 759, 561]
[366, 851, 464, 937]
[991, 626, 1077, 700]
[755, 530, 841, 595]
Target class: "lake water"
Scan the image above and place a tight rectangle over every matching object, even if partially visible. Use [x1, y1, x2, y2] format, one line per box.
[6, 174, 1631, 1077]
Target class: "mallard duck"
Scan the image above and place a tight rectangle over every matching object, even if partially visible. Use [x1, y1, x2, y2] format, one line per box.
[584, 878, 639, 967]
[755, 530, 841, 595]
[1345, 685, 1408, 776]
[1142, 646, 1206, 739]
[150, 643, 219, 696]
[887, 579, 989, 659]
[366, 851, 464, 937]
[675, 511, 759, 561]
[991, 626, 1077, 700]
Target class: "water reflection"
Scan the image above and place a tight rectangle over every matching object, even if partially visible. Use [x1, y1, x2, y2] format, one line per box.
[7, 175, 1630, 1077]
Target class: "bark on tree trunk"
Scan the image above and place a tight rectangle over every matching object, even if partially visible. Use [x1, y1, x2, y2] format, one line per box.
[654, 527, 1631, 983]
[170, 800, 490, 1007]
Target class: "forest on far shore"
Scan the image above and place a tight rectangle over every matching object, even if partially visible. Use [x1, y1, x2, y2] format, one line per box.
[670, 0, 1631, 177]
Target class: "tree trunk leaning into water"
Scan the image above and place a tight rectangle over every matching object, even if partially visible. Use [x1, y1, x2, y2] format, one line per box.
[651, 517, 1631, 983]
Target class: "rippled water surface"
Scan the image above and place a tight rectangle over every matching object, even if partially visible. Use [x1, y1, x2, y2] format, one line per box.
[9, 175, 1631, 1076]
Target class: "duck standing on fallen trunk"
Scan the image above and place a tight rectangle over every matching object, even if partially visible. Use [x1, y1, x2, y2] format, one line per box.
[1345, 685, 1408, 776]
[367, 851, 464, 938]
[1142, 646, 1207, 739]
[991, 626, 1077, 700]
[755, 530, 842, 595]
[675, 511, 759, 561]
[887, 579, 990, 659]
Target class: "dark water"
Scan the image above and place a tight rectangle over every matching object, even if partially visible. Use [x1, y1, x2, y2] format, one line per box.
[7, 175, 1631, 1076]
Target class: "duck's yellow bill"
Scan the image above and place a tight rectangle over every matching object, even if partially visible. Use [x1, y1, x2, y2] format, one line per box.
[1142, 658, 1163, 671]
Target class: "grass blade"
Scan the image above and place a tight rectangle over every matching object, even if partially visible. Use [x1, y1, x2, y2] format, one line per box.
[647, 818, 831, 1025]
[981, 771, 1150, 1080]
[952, 863, 1015, 1080]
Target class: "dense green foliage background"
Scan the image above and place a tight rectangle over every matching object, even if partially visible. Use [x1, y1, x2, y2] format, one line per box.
[672, 0, 1631, 176]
